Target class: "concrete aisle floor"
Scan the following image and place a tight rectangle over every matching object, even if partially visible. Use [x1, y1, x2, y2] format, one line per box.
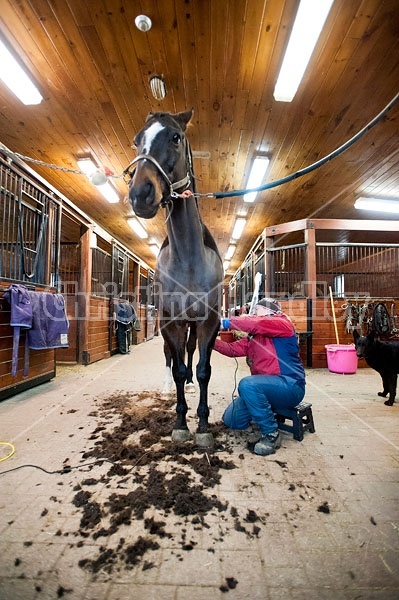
[0, 335, 398, 600]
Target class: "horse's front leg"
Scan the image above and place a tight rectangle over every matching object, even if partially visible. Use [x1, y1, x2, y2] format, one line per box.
[173, 360, 189, 435]
[195, 315, 220, 447]
[162, 324, 191, 442]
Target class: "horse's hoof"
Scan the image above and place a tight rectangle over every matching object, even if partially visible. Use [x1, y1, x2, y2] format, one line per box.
[185, 382, 196, 393]
[195, 432, 214, 449]
[384, 399, 394, 406]
[171, 428, 191, 443]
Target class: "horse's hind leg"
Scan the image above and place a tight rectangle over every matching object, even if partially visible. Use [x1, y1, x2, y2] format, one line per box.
[185, 323, 196, 393]
[162, 341, 173, 395]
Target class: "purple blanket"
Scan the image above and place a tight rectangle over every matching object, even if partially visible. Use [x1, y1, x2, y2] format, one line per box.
[4, 284, 69, 377]
[27, 292, 69, 350]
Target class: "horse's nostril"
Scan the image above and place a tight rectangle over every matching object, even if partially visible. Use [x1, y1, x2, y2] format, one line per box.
[145, 182, 155, 206]
[130, 181, 155, 206]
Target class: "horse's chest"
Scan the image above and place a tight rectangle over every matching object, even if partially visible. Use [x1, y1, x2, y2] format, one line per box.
[155, 269, 220, 319]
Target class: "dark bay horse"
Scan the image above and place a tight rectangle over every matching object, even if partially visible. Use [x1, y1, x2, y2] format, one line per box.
[126, 110, 223, 447]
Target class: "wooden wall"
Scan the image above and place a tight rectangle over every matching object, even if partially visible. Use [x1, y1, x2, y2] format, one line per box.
[280, 299, 312, 367]
[133, 305, 147, 345]
[312, 298, 356, 369]
[281, 297, 399, 369]
[80, 296, 111, 365]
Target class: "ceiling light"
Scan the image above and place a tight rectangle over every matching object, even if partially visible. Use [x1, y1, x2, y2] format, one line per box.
[77, 157, 119, 203]
[127, 218, 148, 239]
[149, 75, 166, 101]
[244, 155, 270, 203]
[273, 0, 334, 102]
[225, 244, 236, 260]
[231, 218, 246, 240]
[135, 15, 152, 32]
[149, 243, 160, 256]
[223, 260, 230, 272]
[77, 157, 97, 176]
[0, 39, 43, 105]
[96, 181, 119, 204]
[354, 196, 399, 214]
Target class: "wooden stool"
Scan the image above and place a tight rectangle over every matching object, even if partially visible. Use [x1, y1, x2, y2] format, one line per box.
[275, 401, 315, 441]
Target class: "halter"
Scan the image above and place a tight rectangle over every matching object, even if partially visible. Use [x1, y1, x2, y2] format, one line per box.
[123, 153, 191, 204]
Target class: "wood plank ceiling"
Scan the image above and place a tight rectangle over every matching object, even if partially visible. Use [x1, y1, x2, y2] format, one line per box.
[0, 0, 398, 274]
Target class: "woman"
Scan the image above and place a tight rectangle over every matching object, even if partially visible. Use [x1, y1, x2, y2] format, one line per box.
[214, 298, 306, 456]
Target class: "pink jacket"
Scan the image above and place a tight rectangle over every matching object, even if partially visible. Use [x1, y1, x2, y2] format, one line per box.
[214, 315, 305, 383]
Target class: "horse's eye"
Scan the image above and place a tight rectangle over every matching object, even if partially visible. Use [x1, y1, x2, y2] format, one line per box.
[172, 133, 181, 144]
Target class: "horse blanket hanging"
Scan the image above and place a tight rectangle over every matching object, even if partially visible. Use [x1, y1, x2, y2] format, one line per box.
[4, 284, 69, 377]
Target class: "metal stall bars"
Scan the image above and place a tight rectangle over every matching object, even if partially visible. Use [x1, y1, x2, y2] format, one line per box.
[0, 154, 61, 286]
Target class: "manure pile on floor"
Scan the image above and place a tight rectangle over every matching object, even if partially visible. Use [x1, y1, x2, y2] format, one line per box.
[70, 390, 264, 577]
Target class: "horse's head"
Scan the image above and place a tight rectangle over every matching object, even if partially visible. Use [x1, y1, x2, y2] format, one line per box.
[126, 110, 193, 219]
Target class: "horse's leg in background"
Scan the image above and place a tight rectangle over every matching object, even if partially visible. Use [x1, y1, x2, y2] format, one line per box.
[185, 323, 196, 393]
[194, 312, 220, 447]
[162, 341, 174, 395]
[162, 322, 191, 441]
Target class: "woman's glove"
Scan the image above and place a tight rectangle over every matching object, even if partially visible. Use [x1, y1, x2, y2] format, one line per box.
[221, 318, 231, 330]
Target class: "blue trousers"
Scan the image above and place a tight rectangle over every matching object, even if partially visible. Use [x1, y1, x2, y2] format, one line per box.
[223, 375, 305, 435]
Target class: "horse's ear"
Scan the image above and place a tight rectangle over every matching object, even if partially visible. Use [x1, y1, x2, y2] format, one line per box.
[174, 109, 193, 131]
[353, 330, 359, 342]
[145, 112, 155, 122]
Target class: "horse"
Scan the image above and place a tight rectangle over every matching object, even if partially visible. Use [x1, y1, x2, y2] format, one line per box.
[126, 110, 223, 447]
[162, 324, 196, 395]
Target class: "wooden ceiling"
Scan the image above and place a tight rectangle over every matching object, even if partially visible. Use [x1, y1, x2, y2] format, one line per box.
[0, 0, 398, 274]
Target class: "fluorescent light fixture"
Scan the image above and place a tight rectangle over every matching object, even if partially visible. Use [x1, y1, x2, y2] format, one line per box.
[77, 157, 119, 203]
[223, 260, 230, 271]
[244, 155, 270, 203]
[77, 157, 97, 176]
[273, 0, 334, 102]
[225, 244, 236, 260]
[149, 243, 160, 256]
[231, 218, 246, 240]
[127, 217, 148, 238]
[354, 196, 399, 214]
[96, 181, 119, 204]
[0, 39, 43, 105]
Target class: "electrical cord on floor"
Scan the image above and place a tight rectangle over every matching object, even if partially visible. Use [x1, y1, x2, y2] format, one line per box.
[0, 449, 153, 477]
[0, 441, 15, 462]
[0, 458, 115, 476]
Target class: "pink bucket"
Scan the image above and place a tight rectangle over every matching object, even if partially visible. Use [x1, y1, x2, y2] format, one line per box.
[325, 344, 358, 374]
